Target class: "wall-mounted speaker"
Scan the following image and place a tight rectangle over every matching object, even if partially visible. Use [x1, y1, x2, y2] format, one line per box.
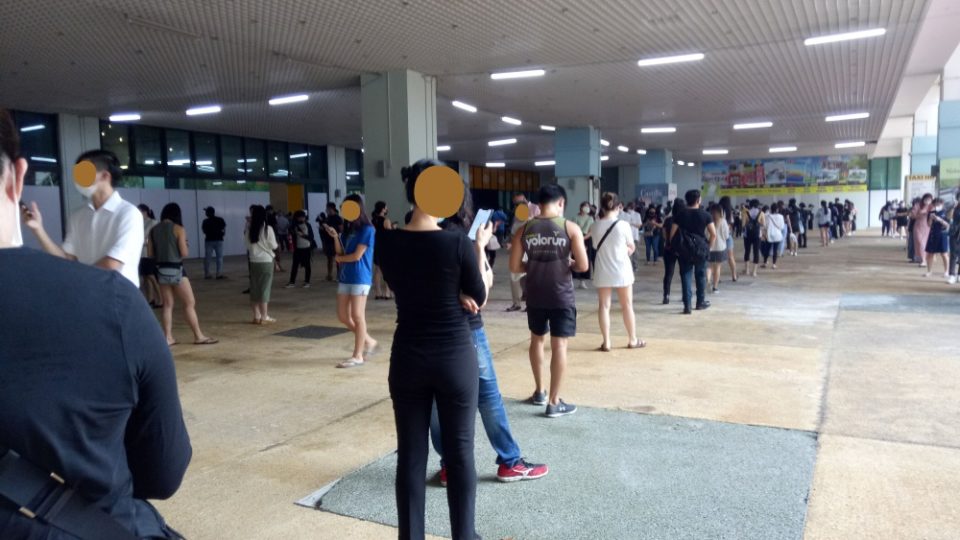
[377, 160, 387, 177]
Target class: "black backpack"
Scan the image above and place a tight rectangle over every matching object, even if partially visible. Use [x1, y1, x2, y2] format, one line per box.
[745, 213, 760, 237]
[671, 225, 709, 264]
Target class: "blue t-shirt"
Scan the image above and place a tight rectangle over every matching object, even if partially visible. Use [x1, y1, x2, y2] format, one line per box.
[339, 224, 375, 285]
[491, 210, 508, 234]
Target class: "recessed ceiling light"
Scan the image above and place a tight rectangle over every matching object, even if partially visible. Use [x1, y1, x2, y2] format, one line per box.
[486, 162, 506, 168]
[678, 160, 686, 165]
[687, 162, 695, 167]
[834, 141, 866, 149]
[488, 138, 517, 147]
[804, 28, 886, 46]
[600, 139, 610, 147]
[825, 112, 869, 122]
[703, 149, 729, 155]
[540, 125, 556, 132]
[108, 113, 141, 122]
[733, 121, 773, 130]
[535, 160, 556, 166]
[641, 126, 676, 134]
[437, 145, 451, 152]
[502, 116, 522, 126]
[637, 52, 705, 67]
[346, 171, 360, 176]
[186, 105, 221, 116]
[636, 149, 647, 155]
[770, 146, 798, 153]
[600, 156, 610, 161]
[19, 124, 45, 132]
[452, 100, 478, 113]
[617, 146, 629, 152]
[268, 94, 309, 106]
[490, 69, 546, 80]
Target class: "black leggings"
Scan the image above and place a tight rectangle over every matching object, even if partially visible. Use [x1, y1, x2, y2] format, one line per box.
[389, 340, 478, 540]
[662, 251, 677, 297]
[289, 248, 312, 284]
[743, 235, 760, 264]
[761, 241, 779, 265]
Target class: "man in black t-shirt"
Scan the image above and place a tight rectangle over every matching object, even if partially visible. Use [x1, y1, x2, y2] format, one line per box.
[202, 206, 227, 279]
[670, 190, 717, 314]
[320, 202, 343, 281]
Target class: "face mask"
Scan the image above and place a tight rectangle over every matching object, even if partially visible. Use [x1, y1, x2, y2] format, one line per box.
[936, 206, 943, 212]
[74, 178, 98, 198]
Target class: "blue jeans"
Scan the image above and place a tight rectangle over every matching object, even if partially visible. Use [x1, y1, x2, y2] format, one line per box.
[678, 259, 707, 309]
[644, 236, 659, 262]
[430, 327, 522, 467]
[204, 240, 224, 277]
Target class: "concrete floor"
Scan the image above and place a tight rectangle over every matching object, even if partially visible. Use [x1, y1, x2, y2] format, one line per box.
[152, 231, 960, 540]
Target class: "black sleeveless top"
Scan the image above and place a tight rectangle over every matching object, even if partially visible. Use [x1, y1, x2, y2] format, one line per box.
[522, 216, 575, 309]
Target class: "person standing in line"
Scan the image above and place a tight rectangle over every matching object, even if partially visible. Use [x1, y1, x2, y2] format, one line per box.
[573, 201, 594, 289]
[201, 206, 227, 280]
[896, 202, 909, 239]
[797, 202, 809, 248]
[22, 149, 143, 286]
[670, 189, 716, 314]
[880, 203, 892, 238]
[760, 206, 785, 269]
[275, 210, 290, 253]
[377, 159, 487, 540]
[719, 196, 738, 281]
[371, 201, 395, 300]
[286, 210, 316, 288]
[148, 203, 218, 346]
[138, 204, 163, 308]
[787, 199, 803, 256]
[913, 194, 933, 267]
[510, 184, 589, 418]
[319, 202, 343, 281]
[0, 109, 192, 539]
[621, 202, 643, 271]
[505, 193, 537, 312]
[817, 200, 832, 247]
[246, 205, 278, 325]
[947, 205, 960, 285]
[661, 197, 685, 304]
[707, 203, 730, 294]
[641, 206, 662, 266]
[323, 194, 377, 368]
[742, 199, 763, 277]
[266, 207, 285, 272]
[590, 192, 644, 351]
[923, 198, 951, 278]
[429, 182, 549, 488]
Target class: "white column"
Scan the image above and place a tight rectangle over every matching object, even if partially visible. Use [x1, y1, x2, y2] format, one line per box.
[326, 145, 346, 203]
[57, 114, 101, 238]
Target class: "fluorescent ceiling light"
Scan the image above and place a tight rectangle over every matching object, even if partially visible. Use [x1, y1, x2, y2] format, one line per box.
[825, 112, 869, 122]
[488, 138, 517, 147]
[703, 149, 729, 155]
[600, 139, 610, 147]
[687, 162, 695, 167]
[108, 113, 141, 122]
[237, 158, 258, 163]
[212, 181, 223, 185]
[601, 156, 610, 161]
[144, 159, 155, 165]
[346, 171, 360, 176]
[30, 156, 57, 163]
[289, 153, 309, 159]
[120, 165, 128, 170]
[734, 121, 773, 130]
[617, 146, 629, 152]
[236, 180, 247, 184]
[834, 141, 866, 149]
[490, 69, 546, 80]
[436, 145, 451, 152]
[502, 116, 522, 126]
[637, 52, 705, 67]
[195, 160, 213, 166]
[535, 160, 556, 167]
[19, 124, 45, 132]
[540, 125, 556, 132]
[452, 100, 477, 113]
[804, 28, 886, 46]
[637, 149, 647, 155]
[168, 159, 191, 166]
[678, 160, 686, 166]
[268, 94, 309, 106]
[770, 146, 798, 153]
[486, 162, 506, 168]
[641, 126, 676, 134]
[185, 105, 221, 116]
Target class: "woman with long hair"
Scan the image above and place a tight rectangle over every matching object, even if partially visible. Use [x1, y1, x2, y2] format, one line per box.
[246, 205, 278, 324]
[323, 193, 377, 368]
[661, 197, 685, 304]
[707, 203, 730, 293]
[924, 198, 951, 277]
[148, 203, 217, 346]
[371, 200, 395, 300]
[590, 192, 643, 350]
[719, 196, 738, 281]
[913, 194, 933, 267]
[743, 199, 764, 276]
[377, 159, 487, 540]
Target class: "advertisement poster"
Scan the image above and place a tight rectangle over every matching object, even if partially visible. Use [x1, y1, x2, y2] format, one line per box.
[701, 154, 869, 196]
[939, 158, 960, 202]
[906, 175, 937, 202]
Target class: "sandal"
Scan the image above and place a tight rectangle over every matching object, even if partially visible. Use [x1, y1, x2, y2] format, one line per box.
[337, 358, 365, 368]
[167, 341, 179, 347]
[194, 337, 219, 345]
[628, 339, 647, 349]
[251, 318, 262, 325]
[260, 316, 277, 325]
[596, 344, 611, 352]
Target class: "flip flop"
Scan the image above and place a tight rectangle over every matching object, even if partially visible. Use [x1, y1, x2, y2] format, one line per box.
[364, 344, 380, 356]
[337, 359, 365, 368]
[628, 339, 647, 349]
[167, 341, 179, 347]
[194, 338, 219, 345]
[596, 344, 611, 352]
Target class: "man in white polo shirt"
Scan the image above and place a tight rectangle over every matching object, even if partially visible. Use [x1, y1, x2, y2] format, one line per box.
[23, 149, 143, 286]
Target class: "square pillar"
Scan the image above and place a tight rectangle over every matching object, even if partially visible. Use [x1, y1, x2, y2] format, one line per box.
[554, 127, 601, 218]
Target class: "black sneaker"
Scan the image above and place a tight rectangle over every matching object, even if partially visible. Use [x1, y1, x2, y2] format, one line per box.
[662, 296, 669, 305]
[545, 400, 577, 418]
[526, 391, 547, 406]
[695, 301, 711, 311]
[682, 306, 692, 315]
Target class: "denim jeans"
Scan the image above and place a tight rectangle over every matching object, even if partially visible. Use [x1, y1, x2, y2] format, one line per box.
[430, 327, 522, 467]
[204, 240, 224, 277]
[678, 259, 706, 309]
[644, 236, 659, 262]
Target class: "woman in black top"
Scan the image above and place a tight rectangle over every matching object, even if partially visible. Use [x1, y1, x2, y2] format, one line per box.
[371, 200, 394, 300]
[661, 197, 685, 304]
[377, 159, 487, 540]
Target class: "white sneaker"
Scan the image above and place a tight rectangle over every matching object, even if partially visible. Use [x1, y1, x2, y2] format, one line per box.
[947, 276, 957, 285]
[924, 272, 931, 278]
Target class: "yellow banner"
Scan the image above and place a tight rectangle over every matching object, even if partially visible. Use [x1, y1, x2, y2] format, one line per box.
[716, 184, 868, 196]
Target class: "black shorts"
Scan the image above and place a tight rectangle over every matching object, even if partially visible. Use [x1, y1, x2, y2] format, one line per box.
[527, 307, 577, 338]
[139, 257, 156, 276]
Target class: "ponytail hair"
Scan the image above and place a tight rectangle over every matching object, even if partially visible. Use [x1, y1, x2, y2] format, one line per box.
[599, 192, 619, 219]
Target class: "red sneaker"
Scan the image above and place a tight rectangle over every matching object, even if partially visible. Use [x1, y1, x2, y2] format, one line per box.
[439, 466, 448, 487]
[497, 459, 548, 482]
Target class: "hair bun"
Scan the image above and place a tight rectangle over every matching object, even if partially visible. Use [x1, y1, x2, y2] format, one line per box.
[400, 166, 411, 182]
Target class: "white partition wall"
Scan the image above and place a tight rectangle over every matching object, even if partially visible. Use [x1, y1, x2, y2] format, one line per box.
[21, 185, 63, 248]
[307, 192, 328, 218]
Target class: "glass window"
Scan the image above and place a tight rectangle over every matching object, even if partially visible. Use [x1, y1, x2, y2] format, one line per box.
[166, 129, 191, 171]
[100, 121, 130, 169]
[345, 148, 363, 193]
[117, 175, 144, 189]
[268, 141, 288, 178]
[194, 132, 218, 175]
[25, 170, 61, 186]
[288, 143, 308, 179]
[308, 145, 327, 180]
[221, 135, 243, 177]
[143, 176, 166, 189]
[14, 111, 59, 168]
[133, 125, 163, 170]
[243, 138, 266, 177]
